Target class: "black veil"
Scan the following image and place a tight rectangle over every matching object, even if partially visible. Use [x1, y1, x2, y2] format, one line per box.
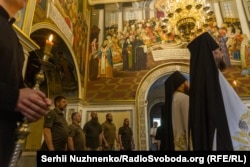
[187, 32, 233, 150]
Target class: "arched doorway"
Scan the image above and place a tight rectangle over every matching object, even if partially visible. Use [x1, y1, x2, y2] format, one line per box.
[147, 71, 190, 150]
[136, 62, 189, 150]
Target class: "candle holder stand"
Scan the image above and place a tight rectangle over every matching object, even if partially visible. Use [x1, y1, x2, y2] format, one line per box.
[8, 52, 54, 167]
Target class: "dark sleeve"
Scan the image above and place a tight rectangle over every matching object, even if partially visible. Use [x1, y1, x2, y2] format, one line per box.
[101, 123, 105, 131]
[0, 20, 24, 114]
[83, 122, 88, 132]
[68, 124, 76, 137]
[0, 83, 19, 112]
[0, 28, 19, 112]
[43, 110, 56, 128]
[118, 127, 122, 135]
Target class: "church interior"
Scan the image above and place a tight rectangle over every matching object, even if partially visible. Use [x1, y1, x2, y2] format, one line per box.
[12, 0, 250, 165]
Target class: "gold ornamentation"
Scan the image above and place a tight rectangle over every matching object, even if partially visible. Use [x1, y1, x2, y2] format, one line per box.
[159, 0, 215, 41]
[174, 133, 188, 150]
[231, 109, 250, 150]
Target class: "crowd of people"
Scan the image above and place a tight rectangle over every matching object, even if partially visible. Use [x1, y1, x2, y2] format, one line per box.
[39, 100, 135, 151]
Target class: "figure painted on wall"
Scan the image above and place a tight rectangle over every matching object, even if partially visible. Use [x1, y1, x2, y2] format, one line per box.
[36, 0, 46, 9]
[89, 38, 99, 81]
[56, 51, 77, 90]
[218, 27, 231, 68]
[97, 40, 113, 78]
[232, 28, 243, 60]
[122, 37, 131, 71]
[72, 19, 88, 75]
[245, 46, 250, 67]
[14, 7, 26, 29]
[89, 27, 100, 81]
[80, 20, 88, 74]
[242, 34, 250, 66]
[104, 34, 122, 68]
[73, 20, 82, 61]
[54, 0, 88, 77]
[69, 1, 78, 23]
[54, 0, 72, 30]
[226, 26, 242, 61]
[154, 0, 165, 18]
[91, 38, 98, 54]
[240, 34, 250, 75]
[90, 25, 100, 47]
[133, 35, 147, 71]
[122, 36, 134, 71]
[144, 24, 157, 45]
[89, 53, 99, 81]
[111, 33, 123, 65]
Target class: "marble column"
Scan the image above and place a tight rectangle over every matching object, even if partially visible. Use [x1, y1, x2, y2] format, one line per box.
[213, 2, 223, 27]
[118, 11, 123, 32]
[98, 9, 105, 47]
[236, 0, 250, 37]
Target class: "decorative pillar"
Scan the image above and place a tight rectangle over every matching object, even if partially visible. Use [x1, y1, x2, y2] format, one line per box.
[14, 25, 40, 78]
[236, 0, 250, 37]
[118, 11, 123, 32]
[13, 0, 40, 76]
[98, 9, 105, 47]
[213, 2, 223, 27]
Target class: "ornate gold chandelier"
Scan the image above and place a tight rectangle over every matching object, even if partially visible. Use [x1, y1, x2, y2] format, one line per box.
[160, 0, 215, 41]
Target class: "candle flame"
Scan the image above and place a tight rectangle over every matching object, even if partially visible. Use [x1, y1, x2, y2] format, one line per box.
[49, 34, 53, 42]
[233, 80, 237, 86]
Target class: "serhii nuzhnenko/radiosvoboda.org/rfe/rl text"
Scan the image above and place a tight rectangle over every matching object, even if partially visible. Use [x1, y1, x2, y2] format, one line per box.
[40, 154, 205, 164]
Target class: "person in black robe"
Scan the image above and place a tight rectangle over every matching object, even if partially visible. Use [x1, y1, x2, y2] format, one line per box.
[0, 2, 51, 166]
[122, 37, 130, 71]
[187, 32, 233, 150]
[218, 27, 231, 68]
[161, 71, 188, 151]
[133, 35, 147, 71]
[89, 54, 99, 81]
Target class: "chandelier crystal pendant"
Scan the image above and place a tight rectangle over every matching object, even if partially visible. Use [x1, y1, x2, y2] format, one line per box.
[160, 0, 215, 42]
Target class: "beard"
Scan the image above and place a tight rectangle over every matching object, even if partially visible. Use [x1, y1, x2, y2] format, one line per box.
[184, 85, 189, 95]
[59, 106, 66, 111]
[92, 117, 98, 122]
[217, 58, 227, 71]
[123, 123, 129, 127]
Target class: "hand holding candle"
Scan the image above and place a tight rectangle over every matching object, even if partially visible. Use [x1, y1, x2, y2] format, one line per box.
[44, 34, 54, 55]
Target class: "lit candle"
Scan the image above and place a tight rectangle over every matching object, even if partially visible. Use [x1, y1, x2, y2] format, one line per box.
[233, 80, 238, 93]
[44, 34, 54, 55]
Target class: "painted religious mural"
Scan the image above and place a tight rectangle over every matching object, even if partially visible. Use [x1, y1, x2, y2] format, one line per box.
[32, 0, 250, 101]
[86, 0, 250, 101]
